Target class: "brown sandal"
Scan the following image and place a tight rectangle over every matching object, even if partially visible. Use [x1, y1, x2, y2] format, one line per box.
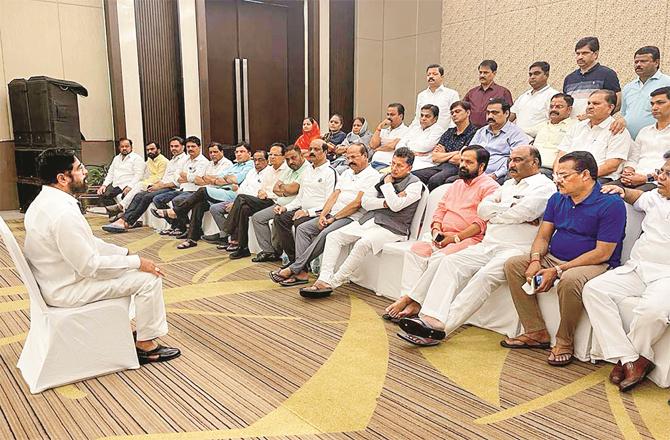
[500, 333, 551, 349]
[547, 344, 574, 367]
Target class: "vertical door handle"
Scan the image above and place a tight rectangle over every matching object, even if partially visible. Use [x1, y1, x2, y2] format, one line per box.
[242, 58, 250, 143]
[234, 58, 243, 143]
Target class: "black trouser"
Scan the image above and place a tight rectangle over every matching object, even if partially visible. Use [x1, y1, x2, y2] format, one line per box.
[173, 188, 223, 241]
[413, 162, 459, 191]
[273, 209, 314, 262]
[100, 185, 123, 207]
[224, 194, 274, 249]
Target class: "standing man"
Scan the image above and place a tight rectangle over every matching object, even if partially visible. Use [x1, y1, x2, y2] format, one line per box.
[502, 151, 626, 367]
[97, 137, 145, 213]
[563, 36, 621, 117]
[299, 148, 424, 299]
[413, 101, 477, 190]
[463, 60, 514, 128]
[584, 154, 670, 391]
[410, 64, 460, 130]
[532, 93, 576, 176]
[556, 90, 632, 182]
[469, 98, 531, 183]
[370, 103, 410, 170]
[611, 46, 670, 139]
[26, 149, 180, 364]
[510, 62, 559, 138]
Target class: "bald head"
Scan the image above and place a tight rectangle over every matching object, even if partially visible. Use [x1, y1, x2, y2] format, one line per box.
[508, 145, 541, 181]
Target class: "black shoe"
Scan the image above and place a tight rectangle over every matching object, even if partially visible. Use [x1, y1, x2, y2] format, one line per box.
[229, 248, 251, 259]
[252, 252, 281, 263]
[203, 234, 228, 245]
[136, 344, 181, 365]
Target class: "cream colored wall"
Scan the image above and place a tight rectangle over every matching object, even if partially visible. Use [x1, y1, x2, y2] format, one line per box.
[355, 0, 442, 126]
[0, 0, 113, 142]
[441, 0, 670, 100]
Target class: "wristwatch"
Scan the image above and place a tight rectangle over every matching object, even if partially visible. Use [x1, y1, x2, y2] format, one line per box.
[647, 174, 655, 183]
[555, 266, 563, 278]
[454, 234, 461, 243]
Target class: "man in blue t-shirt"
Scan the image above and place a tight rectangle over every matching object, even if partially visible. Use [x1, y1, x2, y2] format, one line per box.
[500, 151, 626, 367]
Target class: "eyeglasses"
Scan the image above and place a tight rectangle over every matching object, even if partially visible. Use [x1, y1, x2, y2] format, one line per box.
[552, 171, 579, 182]
[655, 169, 670, 179]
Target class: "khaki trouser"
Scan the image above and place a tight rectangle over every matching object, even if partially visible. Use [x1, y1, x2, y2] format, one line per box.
[504, 253, 608, 347]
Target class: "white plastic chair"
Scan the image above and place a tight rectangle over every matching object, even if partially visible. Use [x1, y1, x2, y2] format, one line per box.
[0, 218, 139, 394]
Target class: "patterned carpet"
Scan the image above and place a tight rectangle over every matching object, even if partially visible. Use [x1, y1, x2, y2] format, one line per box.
[0, 214, 668, 439]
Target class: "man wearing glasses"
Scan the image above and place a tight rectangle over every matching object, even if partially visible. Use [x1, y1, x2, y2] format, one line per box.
[269, 144, 379, 287]
[583, 151, 670, 392]
[502, 151, 626, 367]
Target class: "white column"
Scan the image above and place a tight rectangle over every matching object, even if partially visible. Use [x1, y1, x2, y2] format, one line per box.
[178, 0, 202, 139]
[318, 0, 329, 125]
[116, 0, 144, 154]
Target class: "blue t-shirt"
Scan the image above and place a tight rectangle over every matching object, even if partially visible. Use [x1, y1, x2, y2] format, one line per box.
[543, 182, 626, 267]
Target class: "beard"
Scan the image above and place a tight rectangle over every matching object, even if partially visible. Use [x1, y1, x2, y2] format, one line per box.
[69, 178, 88, 194]
[458, 166, 479, 180]
[147, 152, 159, 159]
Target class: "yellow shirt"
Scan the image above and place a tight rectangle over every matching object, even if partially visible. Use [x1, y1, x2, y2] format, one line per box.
[532, 118, 576, 166]
[141, 154, 169, 186]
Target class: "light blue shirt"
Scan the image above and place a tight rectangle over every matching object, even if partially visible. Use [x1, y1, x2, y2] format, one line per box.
[205, 160, 254, 202]
[621, 70, 670, 139]
[470, 121, 530, 178]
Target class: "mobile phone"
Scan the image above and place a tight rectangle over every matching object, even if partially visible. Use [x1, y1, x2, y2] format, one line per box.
[533, 275, 543, 289]
[434, 233, 445, 242]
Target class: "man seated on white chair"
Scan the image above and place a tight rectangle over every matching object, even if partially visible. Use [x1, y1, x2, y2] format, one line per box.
[299, 147, 424, 298]
[583, 151, 670, 392]
[384, 145, 500, 323]
[25, 148, 180, 365]
[397, 146, 556, 346]
[97, 137, 145, 219]
[105, 141, 169, 220]
[269, 143, 379, 287]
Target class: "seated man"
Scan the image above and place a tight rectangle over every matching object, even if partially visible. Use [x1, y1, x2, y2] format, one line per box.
[555, 89, 632, 183]
[369, 103, 410, 170]
[154, 143, 252, 249]
[151, 137, 213, 236]
[272, 139, 337, 265]
[269, 143, 379, 286]
[532, 93, 575, 177]
[97, 137, 145, 216]
[412, 101, 477, 190]
[584, 153, 670, 391]
[397, 146, 556, 344]
[502, 151, 626, 366]
[26, 149, 179, 364]
[248, 144, 311, 262]
[386, 145, 499, 323]
[611, 86, 670, 191]
[299, 147, 424, 298]
[395, 104, 445, 171]
[102, 136, 187, 233]
[106, 141, 168, 218]
[215, 143, 288, 256]
[469, 98, 530, 183]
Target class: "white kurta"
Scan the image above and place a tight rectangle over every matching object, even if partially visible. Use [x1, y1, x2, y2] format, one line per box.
[103, 152, 145, 189]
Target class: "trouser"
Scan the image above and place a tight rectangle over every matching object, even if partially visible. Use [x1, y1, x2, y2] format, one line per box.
[274, 210, 315, 261]
[288, 217, 353, 274]
[44, 270, 168, 342]
[251, 206, 283, 254]
[505, 253, 608, 346]
[417, 244, 524, 336]
[225, 194, 274, 248]
[607, 179, 657, 192]
[122, 188, 173, 225]
[173, 188, 223, 241]
[412, 162, 459, 191]
[120, 183, 142, 210]
[401, 238, 477, 297]
[166, 192, 195, 230]
[100, 185, 123, 207]
[583, 267, 670, 364]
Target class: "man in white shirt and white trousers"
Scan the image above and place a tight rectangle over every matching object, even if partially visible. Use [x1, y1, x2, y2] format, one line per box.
[97, 137, 145, 209]
[410, 64, 460, 130]
[24, 149, 180, 364]
[583, 152, 670, 392]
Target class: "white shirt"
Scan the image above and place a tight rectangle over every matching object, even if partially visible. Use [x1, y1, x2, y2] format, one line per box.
[176, 154, 210, 191]
[624, 190, 670, 282]
[397, 123, 445, 170]
[559, 116, 633, 180]
[102, 152, 145, 189]
[24, 186, 140, 302]
[205, 157, 233, 177]
[331, 165, 380, 221]
[625, 123, 670, 174]
[410, 85, 460, 130]
[371, 123, 410, 165]
[259, 161, 289, 200]
[477, 173, 557, 249]
[238, 166, 269, 196]
[284, 161, 337, 215]
[511, 85, 559, 137]
[160, 152, 188, 185]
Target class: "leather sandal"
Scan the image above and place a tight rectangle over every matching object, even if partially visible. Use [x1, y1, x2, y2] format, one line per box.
[136, 344, 181, 365]
[500, 334, 551, 349]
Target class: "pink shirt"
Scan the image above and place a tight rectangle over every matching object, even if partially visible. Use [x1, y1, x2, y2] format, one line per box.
[432, 173, 500, 240]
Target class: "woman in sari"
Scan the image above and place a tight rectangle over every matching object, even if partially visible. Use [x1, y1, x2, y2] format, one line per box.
[295, 117, 320, 151]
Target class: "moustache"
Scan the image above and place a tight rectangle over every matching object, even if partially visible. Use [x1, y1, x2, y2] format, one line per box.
[487, 118, 495, 123]
[549, 111, 559, 116]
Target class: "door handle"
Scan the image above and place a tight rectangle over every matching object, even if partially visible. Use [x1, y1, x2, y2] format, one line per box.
[234, 58, 243, 143]
[242, 58, 250, 143]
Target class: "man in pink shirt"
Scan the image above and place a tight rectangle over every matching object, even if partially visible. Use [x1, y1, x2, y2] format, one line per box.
[384, 145, 499, 322]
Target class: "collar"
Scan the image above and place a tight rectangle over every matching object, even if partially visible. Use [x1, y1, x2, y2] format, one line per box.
[478, 82, 496, 92]
[312, 160, 331, 170]
[171, 152, 186, 162]
[274, 161, 289, 172]
[517, 172, 547, 186]
[421, 122, 438, 132]
[579, 62, 601, 75]
[425, 85, 446, 94]
[590, 116, 614, 129]
[570, 181, 602, 206]
[638, 69, 664, 84]
[41, 185, 79, 206]
[486, 120, 511, 135]
[150, 154, 166, 163]
[529, 84, 550, 95]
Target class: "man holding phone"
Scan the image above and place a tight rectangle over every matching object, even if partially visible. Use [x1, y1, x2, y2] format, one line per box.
[369, 103, 410, 170]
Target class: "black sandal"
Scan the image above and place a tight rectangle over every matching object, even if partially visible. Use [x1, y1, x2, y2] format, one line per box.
[398, 317, 446, 340]
[177, 239, 197, 249]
